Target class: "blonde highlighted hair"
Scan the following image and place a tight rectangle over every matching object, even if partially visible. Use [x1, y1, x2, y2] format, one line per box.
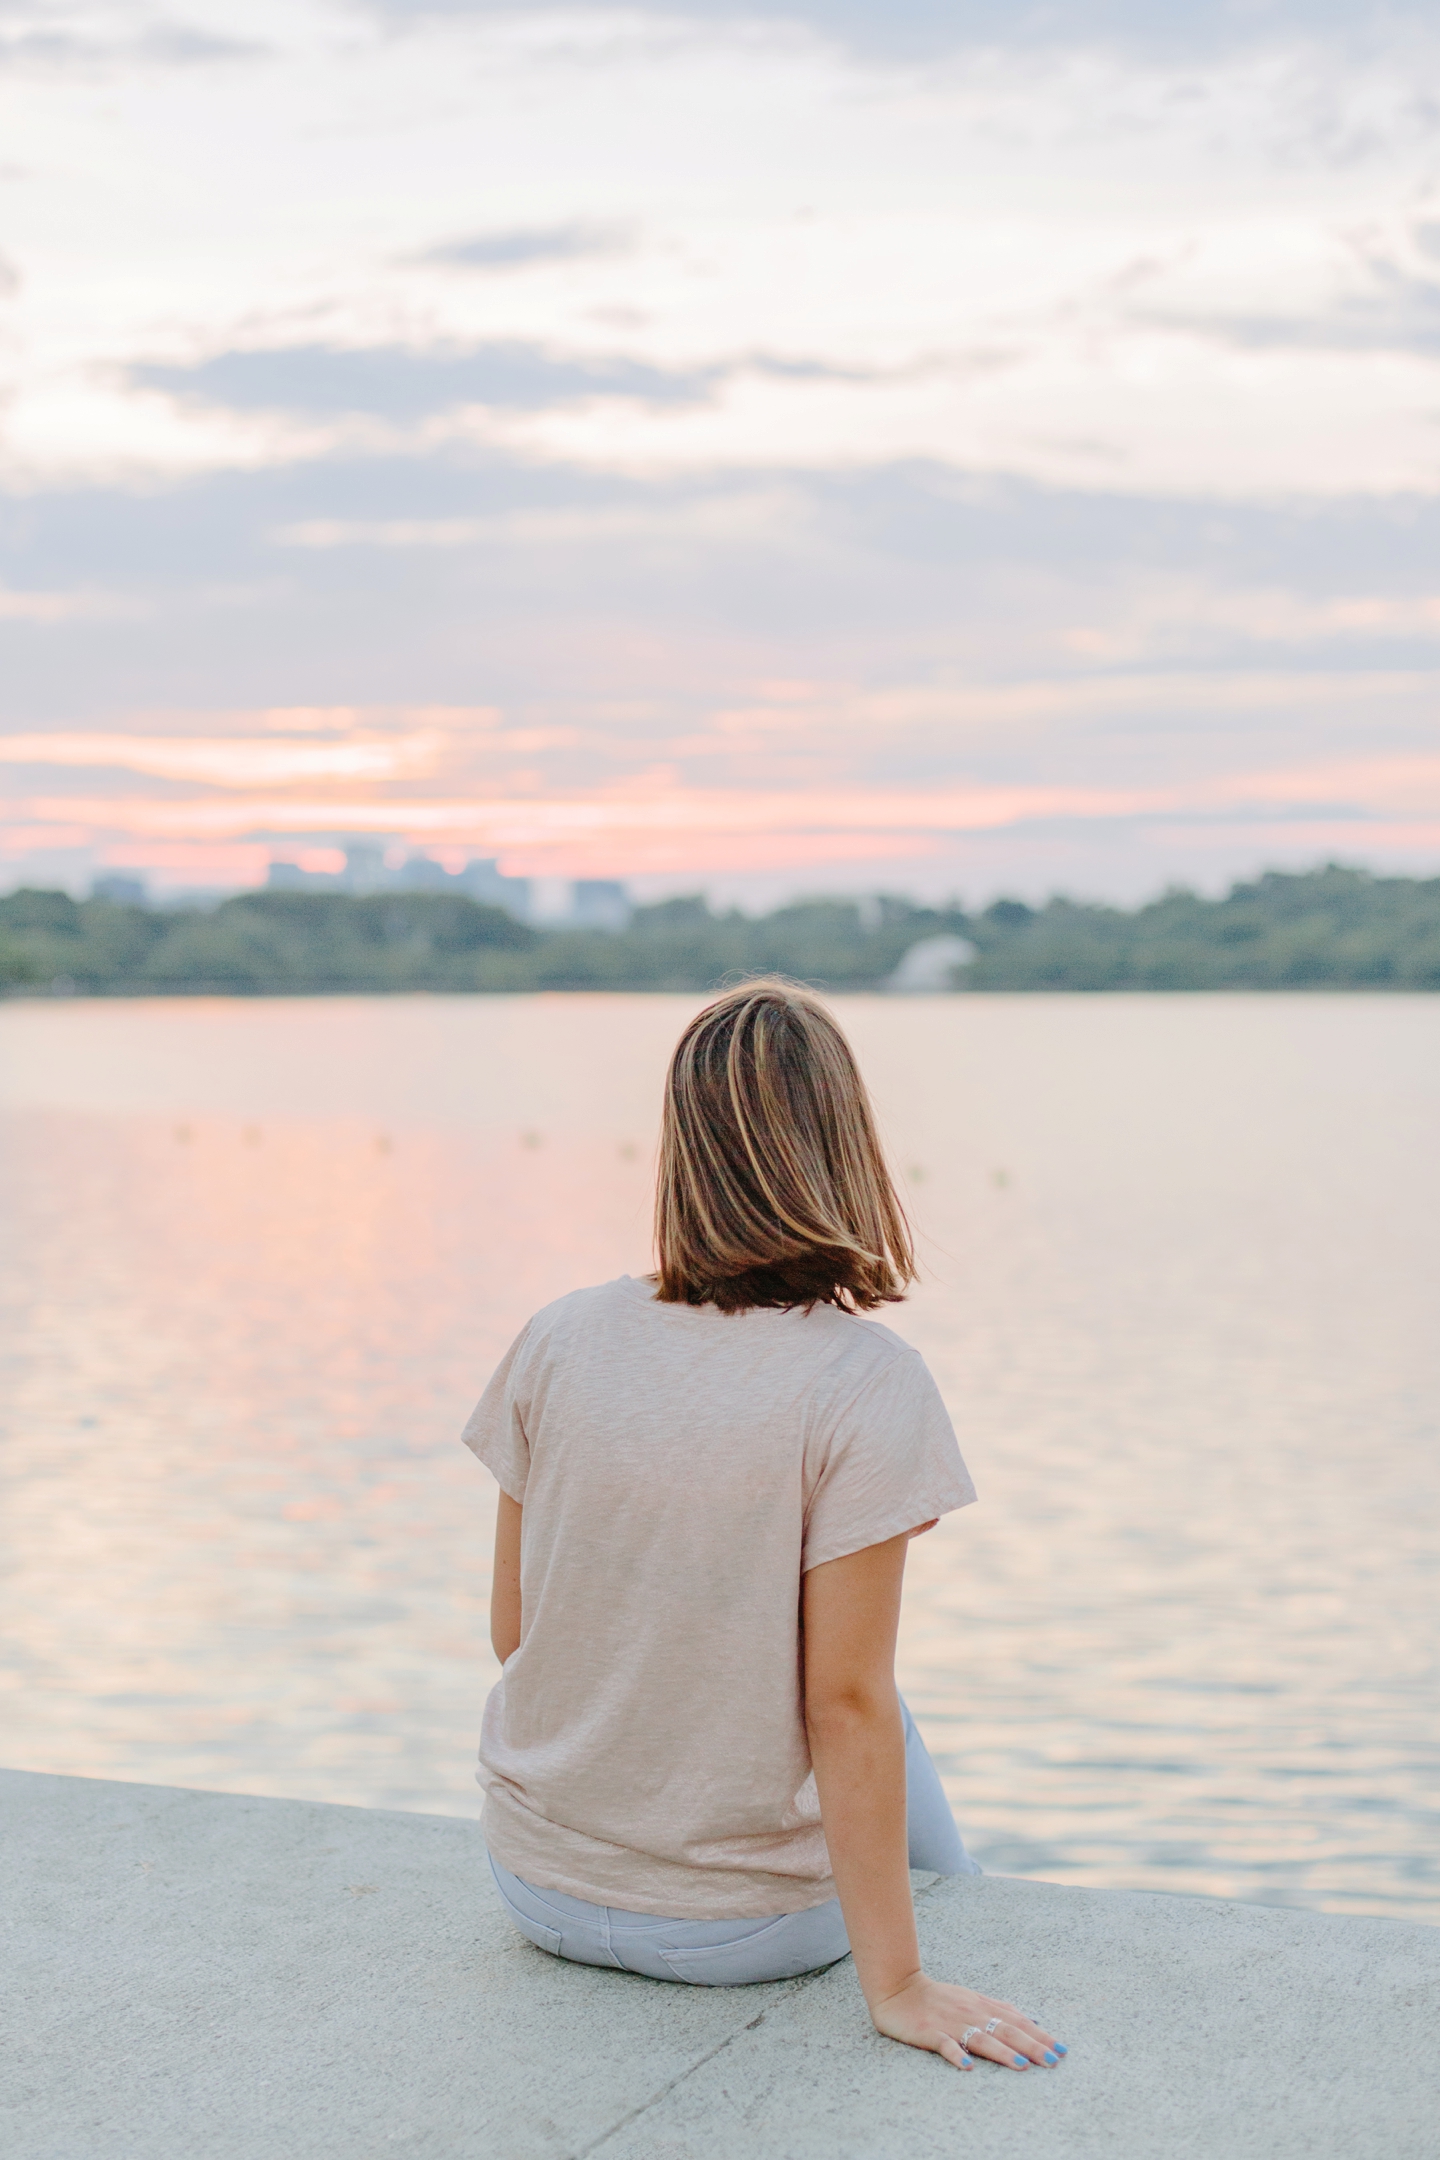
[654, 978, 915, 1314]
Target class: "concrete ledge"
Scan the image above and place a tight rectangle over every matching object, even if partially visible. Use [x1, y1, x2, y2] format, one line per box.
[3, 1768, 1435, 2160]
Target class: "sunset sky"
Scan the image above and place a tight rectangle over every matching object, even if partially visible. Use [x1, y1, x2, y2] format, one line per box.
[3, 0, 1439, 904]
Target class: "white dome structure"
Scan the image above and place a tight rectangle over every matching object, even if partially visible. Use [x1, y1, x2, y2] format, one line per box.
[887, 934, 977, 993]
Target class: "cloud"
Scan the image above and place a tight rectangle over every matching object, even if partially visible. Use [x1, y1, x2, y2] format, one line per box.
[124, 341, 865, 444]
[1135, 220, 1440, 362]
[420, 222, 633, 270]
[0, 12, 265, 72]
[1166, 269, 1440, 358]
[0, 731, 442, 785]
[353, 0, 1419, 63]
[130, 340, 719, 422]
[0, 583, 138, 623]
[133, 23, 266, 64]
[9, 453, 1440, 718]
[8, 5, 1440, 908]
[5, 450, 1440, 895]
[16, 751, 1440, 891]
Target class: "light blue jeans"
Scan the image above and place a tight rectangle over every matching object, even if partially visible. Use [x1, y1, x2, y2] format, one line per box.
[489, 1698, 979, 1985]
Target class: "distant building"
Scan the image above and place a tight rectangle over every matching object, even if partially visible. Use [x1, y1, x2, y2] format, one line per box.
[458, 858, 532, 922]
[571, 879, 632, 932]
[341, 843, 388, 895]
[396, 853, 450, 892]
[266, 861, 340, 891]
[91, 873, 148, 906]
[263, 847, 532, 919]
[266, 846, 391, 894]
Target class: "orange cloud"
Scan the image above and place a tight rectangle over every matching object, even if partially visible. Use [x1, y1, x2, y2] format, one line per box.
[1220, 756, 1440, 813]
[0, 824, 92, 851]
[21, 753, 1440, 839]
[0, 734, 442, 786]
[13, 782, 1161, 844]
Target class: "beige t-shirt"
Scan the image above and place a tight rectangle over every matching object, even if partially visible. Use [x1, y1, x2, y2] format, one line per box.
[462, 1274, 976, 1918]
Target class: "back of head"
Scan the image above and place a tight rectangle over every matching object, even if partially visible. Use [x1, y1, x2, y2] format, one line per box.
[654, 978, 915, 1314]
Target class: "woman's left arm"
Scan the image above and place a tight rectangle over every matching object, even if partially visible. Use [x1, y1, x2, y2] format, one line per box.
[491, 1490, 523, 1661]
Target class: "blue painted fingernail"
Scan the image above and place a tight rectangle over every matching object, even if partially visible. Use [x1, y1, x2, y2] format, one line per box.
[1054, 2043, 1068, 2055]
[1043, 2051, 1058, 2065]
[1014, 2055, 1028, 2067]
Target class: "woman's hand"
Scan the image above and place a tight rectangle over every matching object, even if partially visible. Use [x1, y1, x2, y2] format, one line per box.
[870, 1973, 1065, 2072]
[801, 1542, 1065, 2077]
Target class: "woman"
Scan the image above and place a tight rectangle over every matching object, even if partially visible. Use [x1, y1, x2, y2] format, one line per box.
[463, 980, 1064, 2072]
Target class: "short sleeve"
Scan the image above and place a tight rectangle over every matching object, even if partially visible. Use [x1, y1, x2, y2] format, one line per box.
[460, 1320, 536, 1503]
[802, 1349, 976, 1573]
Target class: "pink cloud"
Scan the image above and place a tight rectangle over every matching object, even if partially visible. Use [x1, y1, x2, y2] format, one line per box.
[8, 744, 1440, 883]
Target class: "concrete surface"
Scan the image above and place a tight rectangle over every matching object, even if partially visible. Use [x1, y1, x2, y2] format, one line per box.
[3, 1767, 1436, 2160]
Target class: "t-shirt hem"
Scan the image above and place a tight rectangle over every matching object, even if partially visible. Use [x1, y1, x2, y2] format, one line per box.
[802, 1485, 977, 1573]
[481, 1457, 527, 1504]
[483, 1807, 839, 1920]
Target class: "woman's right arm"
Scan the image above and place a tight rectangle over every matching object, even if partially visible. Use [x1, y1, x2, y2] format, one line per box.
[802, 1535, 1061, 2072]
[491, 1490, 523, 1662]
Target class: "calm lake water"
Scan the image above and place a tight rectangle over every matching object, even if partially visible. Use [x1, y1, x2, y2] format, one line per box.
[2, 993, 1437, 1923]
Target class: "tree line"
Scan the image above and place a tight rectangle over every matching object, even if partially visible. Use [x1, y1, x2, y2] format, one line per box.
[2, 865, 1439, 996]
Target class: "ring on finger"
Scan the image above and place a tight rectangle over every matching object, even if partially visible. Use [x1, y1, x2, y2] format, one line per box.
[984, 2018, 1003, 2035]
[961, 2027, 983, 2048]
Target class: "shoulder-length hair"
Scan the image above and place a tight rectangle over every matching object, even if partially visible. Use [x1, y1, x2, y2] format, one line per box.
[654, 978, 915, 1314]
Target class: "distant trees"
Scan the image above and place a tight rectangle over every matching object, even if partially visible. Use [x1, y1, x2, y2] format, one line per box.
[958, 868, 1440, 991]
[2, 865, 1439, 996]
[0, 888, 538, 995]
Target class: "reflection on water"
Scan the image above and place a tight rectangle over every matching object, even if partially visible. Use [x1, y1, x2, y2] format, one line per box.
[1, 994, 1437, 1922]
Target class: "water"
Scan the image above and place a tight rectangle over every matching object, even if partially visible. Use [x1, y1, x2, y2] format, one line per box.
[1, 993, 1437, 1923]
